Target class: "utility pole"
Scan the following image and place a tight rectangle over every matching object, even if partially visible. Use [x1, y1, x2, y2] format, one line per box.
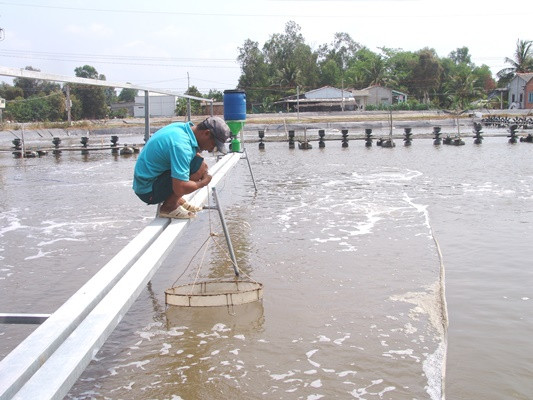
[186, 72, 191, 122]
[296, 86, 300, 120]
[341, 78, 345, 112]
[65, 84, 72, 126]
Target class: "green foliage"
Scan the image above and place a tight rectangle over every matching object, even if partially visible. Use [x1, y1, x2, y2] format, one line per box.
[497, 39, 533, 86]
[71, 65, 108, 119]
[236, 23, 519, 110]
[206, 89, 223, 101]
[118, 87, 137, 102]
[13, 66, 60, 98]
[3, 91, 66, 122]
[175, 85, 204, 116]
[0, 83, 24, 100]
[109, 107, 129, 119]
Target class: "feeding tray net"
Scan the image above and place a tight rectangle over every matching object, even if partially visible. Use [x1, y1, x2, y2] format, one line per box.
[165, 280, 263, 307]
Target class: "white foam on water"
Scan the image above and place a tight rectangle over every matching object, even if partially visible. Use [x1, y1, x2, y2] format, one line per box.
[390, 281, 446, 399]
[403, 194, 431, 230]
[333, 334, 350, 345]
[212, 323, 231, 332]
[351, 168, 423, 184]
[24, 248, 54, 260]
[37, 237, 84, 247]
[306, 349, 319, 358]
[383, 348, 420, 363]
[423, 341, 446, 400]
[271, 370, 295, 380]
[338, 370, 357, 378]
[0, 209, 25, 237]
[310, 379, 322, 388]
[107, 360, 150, 376]
[159, 343, 171, 355]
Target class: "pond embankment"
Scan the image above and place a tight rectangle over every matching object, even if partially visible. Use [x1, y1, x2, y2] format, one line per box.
[1, 109, 531, 149]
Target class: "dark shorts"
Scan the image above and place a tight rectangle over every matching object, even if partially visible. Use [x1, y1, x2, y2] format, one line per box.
[136, 170, 173, 205]
[135, 155, 204, 205]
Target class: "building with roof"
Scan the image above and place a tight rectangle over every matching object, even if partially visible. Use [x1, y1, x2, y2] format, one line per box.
[350, 85, 407, 110]
[507, 72, 533, 109]
[275, 85, 407, 112]
[134, 93, 179, 117]
[275, 86, 356, 112]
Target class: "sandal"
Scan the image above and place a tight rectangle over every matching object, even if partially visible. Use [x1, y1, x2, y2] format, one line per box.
[182, 201, 203, 212]
[159, 205, 196, 219]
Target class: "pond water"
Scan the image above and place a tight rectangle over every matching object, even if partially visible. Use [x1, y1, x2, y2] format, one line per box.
[1, 132, 532, 399]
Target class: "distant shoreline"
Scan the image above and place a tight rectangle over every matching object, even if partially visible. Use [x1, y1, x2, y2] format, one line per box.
[1, 109, 531, 148]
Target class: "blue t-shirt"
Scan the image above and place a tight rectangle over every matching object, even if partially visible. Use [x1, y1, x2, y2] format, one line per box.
[133, 122, 199, 194]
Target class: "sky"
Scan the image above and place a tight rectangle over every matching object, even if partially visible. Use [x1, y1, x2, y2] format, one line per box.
[0, 0, 531, 95]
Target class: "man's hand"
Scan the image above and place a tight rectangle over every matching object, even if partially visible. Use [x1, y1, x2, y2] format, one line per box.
[197, 174, 212, 188]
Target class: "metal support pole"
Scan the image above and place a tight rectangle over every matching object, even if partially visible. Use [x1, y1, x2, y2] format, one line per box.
[0, 313, 51, 325]
[211, 187, 240, 277]
[65, 85, 71, 126]
[243, 149, 257, 192]
[144, 90, 150, 143]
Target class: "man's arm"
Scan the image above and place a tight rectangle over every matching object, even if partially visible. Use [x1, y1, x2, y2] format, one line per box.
[171, 174, 212, 198]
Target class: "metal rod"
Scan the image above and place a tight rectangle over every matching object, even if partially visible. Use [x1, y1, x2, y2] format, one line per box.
[0, 313, 51, 325]
[144, 90, 150, 143]
[211, 187, 240, 277]
[243, 148, 258, 192]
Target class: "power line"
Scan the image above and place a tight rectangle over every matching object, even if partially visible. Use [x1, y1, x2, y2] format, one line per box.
[1, 1, 530, 19]
[0, 51, 239, 69]
[0, 49, 235, 63]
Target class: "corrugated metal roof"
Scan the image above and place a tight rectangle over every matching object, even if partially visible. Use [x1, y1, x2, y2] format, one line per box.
[516, 72, 533, 82]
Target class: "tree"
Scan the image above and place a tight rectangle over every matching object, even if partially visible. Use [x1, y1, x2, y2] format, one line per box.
[262, 21, 318, 90]
[345, 48, 388, 88]
[410, 48, 443, 104]
[237, 39, 270, 107]
[71, 65, 108, 119]
[0, 83, 24, 100]
[175, 85, 203, 116]
[449, 47, 472, 66]
[442, 64, 483, 109]
[118, 87, 138, 102]
[4, 91, 65, 122]
[319, 59, 343, 87]
[104, 87, 117, 106]
[317, 32, 360, 70]
[381, 48, 417, 94]
[497, 39, 533, 85]
[13, 66, 60, 98]
[206, 89, 223, 101]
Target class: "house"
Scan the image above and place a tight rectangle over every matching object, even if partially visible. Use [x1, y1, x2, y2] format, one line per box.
[276, 86, 356, 112]
[275, 85, 408, 112]
[134, 94, 180, 117]
[507, 73, 533, 109]
[200, 101, 224, 115]
[350, 85, 408, 109]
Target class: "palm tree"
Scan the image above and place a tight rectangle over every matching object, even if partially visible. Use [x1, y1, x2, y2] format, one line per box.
[497, 39, 533, 85]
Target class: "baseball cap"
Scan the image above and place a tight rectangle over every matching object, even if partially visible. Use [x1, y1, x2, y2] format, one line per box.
[203, 116, 231, 154]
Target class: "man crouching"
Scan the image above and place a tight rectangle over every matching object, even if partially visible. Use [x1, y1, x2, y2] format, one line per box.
[133, 116, 231, 219]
